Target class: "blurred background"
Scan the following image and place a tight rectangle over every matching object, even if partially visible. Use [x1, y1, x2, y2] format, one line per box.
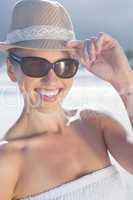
[0, 0, 133, 199]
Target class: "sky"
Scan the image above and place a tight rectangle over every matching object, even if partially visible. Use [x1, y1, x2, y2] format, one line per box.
[0, 0, 133, 50]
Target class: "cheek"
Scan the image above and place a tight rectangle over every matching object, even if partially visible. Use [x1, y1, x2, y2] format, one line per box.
[17, 76, 38, 94]
[63, 78, 73, 92]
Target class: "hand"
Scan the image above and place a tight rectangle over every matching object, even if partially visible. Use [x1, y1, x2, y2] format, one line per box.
[66, 32, 133, 91]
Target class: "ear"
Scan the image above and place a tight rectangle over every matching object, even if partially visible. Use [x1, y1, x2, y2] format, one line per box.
[6, 59, 17, 82]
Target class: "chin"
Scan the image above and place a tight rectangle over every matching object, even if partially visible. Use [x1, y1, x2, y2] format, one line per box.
[34, 102, 63, 114]
[24, 87, 69, 112]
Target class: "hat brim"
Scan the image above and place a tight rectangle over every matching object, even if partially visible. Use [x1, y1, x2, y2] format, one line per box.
[0, 39, 75, 52]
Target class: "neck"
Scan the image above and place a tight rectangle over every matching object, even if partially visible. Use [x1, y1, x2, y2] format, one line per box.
[4, 101, 79, 140]
[9, 104, 69, 139]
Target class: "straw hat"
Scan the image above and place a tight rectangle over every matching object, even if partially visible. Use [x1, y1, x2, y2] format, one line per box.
[0, 0, 76, 52]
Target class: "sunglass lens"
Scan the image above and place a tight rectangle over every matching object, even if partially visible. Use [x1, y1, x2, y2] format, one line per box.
[54, 59, 79, 78]
[21, 58, 50, 77]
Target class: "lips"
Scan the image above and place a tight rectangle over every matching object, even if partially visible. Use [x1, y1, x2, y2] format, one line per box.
[35, 88, 63, 102]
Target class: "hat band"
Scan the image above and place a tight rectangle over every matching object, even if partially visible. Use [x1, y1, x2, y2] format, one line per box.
[6, 25, 76, 44]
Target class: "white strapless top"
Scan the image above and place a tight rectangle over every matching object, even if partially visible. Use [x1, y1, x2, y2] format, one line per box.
[20, 165, 126, 200]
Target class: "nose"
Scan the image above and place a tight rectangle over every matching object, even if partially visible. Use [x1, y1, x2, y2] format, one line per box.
[40, 68, 60, 85]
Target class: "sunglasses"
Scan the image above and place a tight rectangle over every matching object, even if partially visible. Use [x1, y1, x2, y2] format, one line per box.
[9, 53, 79, 79]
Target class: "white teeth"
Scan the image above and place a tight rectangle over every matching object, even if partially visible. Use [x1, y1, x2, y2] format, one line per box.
[37, 89, 59, 97]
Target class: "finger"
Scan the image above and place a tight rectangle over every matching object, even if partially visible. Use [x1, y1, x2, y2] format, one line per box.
[68, 47, 86, 65]
[67, 47, 78, 59]
[66, 40, 84, 49]
[98, 32, 114, 43]
[77, 47, 87, 64]
[66, 40, 85, 62]
[89, 38, 97, 62]
[83, 39, 91, 61]
[66, 40, 88, 64]
[84, 38, 97, 63]
[95, 32, 116, 52]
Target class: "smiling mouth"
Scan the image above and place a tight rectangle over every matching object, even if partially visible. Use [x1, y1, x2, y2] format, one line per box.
[35, 88, 63, 102]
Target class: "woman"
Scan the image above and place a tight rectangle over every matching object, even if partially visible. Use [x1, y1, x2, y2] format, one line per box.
[0, 0, 133, 200]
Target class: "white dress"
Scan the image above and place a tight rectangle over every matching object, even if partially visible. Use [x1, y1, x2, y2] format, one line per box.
[20, 164, 126, 200]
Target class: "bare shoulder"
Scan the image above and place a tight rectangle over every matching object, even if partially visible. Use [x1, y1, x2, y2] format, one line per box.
[79, 108, 127, 135]
[80, 108, 102, 119]
[96, 111, 127, 132]
[0, 140, 24, 199]
[0, 139, 24, 159]
[79, 108, 123, 128]
[79, 108, 104, 126]
[0, 140, 24, 179]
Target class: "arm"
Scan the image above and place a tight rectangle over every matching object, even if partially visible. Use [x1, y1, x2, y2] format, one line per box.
[0, 141, 22, 200]
[101, 113, 133, 174]
[66, 33, 133, 128]
[112, 70, 133, 128]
